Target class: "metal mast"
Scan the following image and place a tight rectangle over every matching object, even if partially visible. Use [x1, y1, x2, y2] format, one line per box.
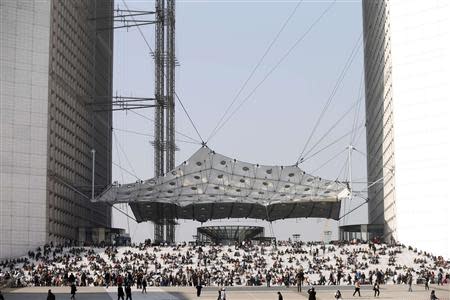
[154, 0, 176, 243]
[164, 0, 176, 243]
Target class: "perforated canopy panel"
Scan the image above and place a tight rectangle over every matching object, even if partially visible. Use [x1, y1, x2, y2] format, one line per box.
[94, 147, 349, 223]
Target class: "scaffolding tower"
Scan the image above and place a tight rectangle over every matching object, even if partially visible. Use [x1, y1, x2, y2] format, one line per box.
[154, 0, 176, 243]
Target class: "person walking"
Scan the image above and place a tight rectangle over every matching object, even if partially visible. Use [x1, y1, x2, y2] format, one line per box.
[0, 291, 4, 300]
[142, 277, 147, 293]
[373, 281, 380, 297]
[307, 287, 316, 300]
[47, 289, 56, 300]
[277, 291, 283, 300]
[218, 287, 226, 300]
[430, 290, 439, 300]
[408, 274, 413, 292]
[117, 284, 125, 300]
[125, 284, 132, 300]
[196, 282, 203, 297]
[352, 280, 361, 297]
[70, 282, 77, 300]
[217, 289, 221, 300]
[425, 276, 430, 290]
[334, 290, 342, 299]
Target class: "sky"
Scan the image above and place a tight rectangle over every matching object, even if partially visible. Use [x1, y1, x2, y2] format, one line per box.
[111, 0, 367, 243]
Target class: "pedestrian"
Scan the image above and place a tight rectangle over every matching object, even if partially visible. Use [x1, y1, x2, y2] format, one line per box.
[47, 289, 56, 300]
[307, 287, 316, 300]
[425, 276, 430, 290]
[105, 272, 111, 288]
[430, 290, 439, 300]
[219, 287, 226, 300]
[196, 282, 203, 297]
[266, 272, 272, 287]
[125, 284, 132, 300]
[277, 291, 283, 300]
[0, 290, 4, 300]
[70, 282, 77, 300]
[142, 277, 147, 293]
[217, 289, 221, 300]
[373, 281, 380, 297]
[334, 289, 342, 299]
[296, 270, 304, 292]
[408, 274, 413, 292]
[352, 280, 361, 297]
[437, 271, 443, 286]
[118, 284, 125, 300]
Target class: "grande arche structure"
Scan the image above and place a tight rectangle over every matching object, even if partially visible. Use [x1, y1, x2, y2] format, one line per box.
[94, 147, 350, 226]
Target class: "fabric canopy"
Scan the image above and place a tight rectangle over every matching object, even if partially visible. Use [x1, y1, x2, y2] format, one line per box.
[94, 147, 349, 222]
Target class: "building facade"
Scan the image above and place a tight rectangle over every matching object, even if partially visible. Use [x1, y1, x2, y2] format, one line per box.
[362, 0, 449, 257]
[1, 0, 113, 259]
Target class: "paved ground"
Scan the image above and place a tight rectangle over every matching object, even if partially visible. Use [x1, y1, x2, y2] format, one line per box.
[2, 284, 449, 300]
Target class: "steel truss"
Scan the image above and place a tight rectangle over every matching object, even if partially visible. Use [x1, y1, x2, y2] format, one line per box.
[90, 2, 177, 243]
[94, 8, 157, 31]
[154, 0, 176, 243]
[90, 96, 157, 112]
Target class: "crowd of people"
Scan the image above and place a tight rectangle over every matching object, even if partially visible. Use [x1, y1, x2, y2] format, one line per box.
[0, 239, 449, 294]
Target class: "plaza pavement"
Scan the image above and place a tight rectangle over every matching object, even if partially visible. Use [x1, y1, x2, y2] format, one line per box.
[1, 284, 449, 300]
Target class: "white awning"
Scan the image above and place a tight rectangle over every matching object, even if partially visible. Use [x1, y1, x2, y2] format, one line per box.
[95, 147, 349, 222]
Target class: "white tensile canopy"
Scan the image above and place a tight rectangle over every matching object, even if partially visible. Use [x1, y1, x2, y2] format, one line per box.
[94, 147, 349, 222]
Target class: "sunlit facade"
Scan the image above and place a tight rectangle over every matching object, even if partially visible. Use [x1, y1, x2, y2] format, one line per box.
[362, 0, 449, 257]
[0, 0, 113, 259]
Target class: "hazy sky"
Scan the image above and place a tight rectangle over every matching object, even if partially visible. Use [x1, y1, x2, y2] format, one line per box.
[111, 0, 367, 242]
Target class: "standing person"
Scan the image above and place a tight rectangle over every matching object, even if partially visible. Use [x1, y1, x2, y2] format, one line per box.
[337, 270, 343, 285]
[125, 284, 132, 300]
[219, 287, 226, 300]
[307, 287, 316, 300]
[425, 276, 430, 290]
[408, 274, 413, 292]
[430, 290, 439, 300]
[47, 289, 56, 300]
[352, 280, 361, 297]
[196, 282, 203, 297]
[0, 291, 4, 300]
[373, 281, 380, 297]
[117, 284, 125, 300]
[437, 271, 443, 286]
[70, 282, 77, 299]
[105, 272, 111, 288]
[142, 277, 147, 294]
[277, 291, 283, 300]
[217, 289, 221, 300]
[296, 270, 304, 292]
[266, 272, 272, 287]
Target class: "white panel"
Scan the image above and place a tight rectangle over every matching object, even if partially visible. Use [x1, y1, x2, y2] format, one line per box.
[0, 0, 50, 259]
[390, 0, 450, 258]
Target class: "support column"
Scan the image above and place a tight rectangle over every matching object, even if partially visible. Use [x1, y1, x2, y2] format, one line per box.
[164, 0, 176, 244]
[154, 0, 166, 243]
[154, 0, 176, 243]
